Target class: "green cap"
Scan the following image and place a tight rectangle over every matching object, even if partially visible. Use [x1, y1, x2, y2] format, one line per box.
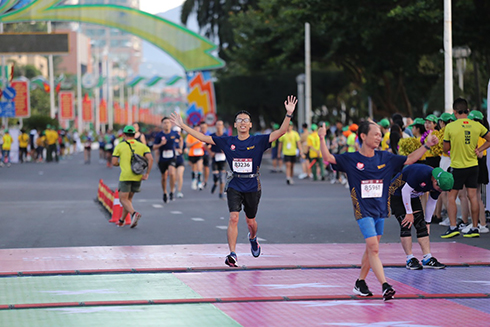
[273, 123, 280, 129]
[123, 125, 136, 134]
[46, 124, 51, 129]
[432, 167, 454, 191]
[342, 126, 349, 132]
[378, 118, 390, 128]
[311, 124, 318, 131]
[439, 112, 454, 123]
[425, 114, 438, 123]
[409, 118, 426, 127]
[4, 129, 8, 133]
[468, 110, 484, 121]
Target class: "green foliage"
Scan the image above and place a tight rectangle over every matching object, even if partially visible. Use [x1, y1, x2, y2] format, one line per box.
[23, 115, 58, 131]
[12, 65, 42, 79]
[30, 89, 51, 116]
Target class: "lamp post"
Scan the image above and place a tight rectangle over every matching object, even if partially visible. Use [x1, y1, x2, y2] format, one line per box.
[453, 46, 471, 93]
[296, 74, 305, 129]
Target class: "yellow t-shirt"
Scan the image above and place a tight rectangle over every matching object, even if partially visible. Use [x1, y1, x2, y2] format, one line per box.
[18, 133, 29, 148]
[347, 133, 357, 152]
[478, 137, 487, 156]
[36, 136, 46, 147]
[112, 139, 151, 182]
[46, 130, 59, 145]
[279, 131, 300, 156]
[307, 132, 322, 158]
[381, 132, 390, 151]
[444, 118, 488, 168]
[2, 134, 12, 150]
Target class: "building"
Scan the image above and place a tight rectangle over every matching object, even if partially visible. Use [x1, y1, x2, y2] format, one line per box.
[52, 30, 93, 76]
[5, 55, 48, 77]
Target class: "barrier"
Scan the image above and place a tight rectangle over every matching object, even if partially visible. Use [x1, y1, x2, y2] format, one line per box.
[97, 180, 129, 225]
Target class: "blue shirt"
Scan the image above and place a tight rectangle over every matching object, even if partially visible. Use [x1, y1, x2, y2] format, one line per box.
[212, 134, 271, 192]
[391, 164, 440, 200]
[210, 132, 228, 154]
[154, 131, 180, 162]
[333, 151, 406, 220]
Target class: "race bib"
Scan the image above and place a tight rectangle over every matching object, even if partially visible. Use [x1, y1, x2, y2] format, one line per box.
[361, 180, 383, 198]
[215, 153, 226, 162]
[162, 150, 174, 158]
[233, 158, 252, 173]
[286, 143, 292, 150]
[193, 148, 204, 156]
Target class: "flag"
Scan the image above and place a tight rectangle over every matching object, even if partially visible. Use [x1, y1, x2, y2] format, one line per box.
[0, 64, 14, 87]
[31, 76, 50, 92]
[165, 75, 182, 86]
[55, 74, 65, 93]
[96, 76, 106, 88]
[127, 76, 145, 88]
[145, 75, 163, 87]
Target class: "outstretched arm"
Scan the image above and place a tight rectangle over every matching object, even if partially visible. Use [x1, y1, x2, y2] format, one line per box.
[269, 95, 298, 143]
[318, 123, 336, 164]
[169, 112, 215, 145]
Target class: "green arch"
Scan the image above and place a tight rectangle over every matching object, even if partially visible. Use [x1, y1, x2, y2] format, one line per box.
[0, 0, 225, 72]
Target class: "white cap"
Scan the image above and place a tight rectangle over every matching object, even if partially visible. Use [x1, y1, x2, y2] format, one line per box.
[172, 126, 181, 133]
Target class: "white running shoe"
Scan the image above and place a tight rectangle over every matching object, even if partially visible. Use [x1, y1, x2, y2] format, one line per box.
[461, 224, 473, 234]
[191, 179, 197, 190]
[198, 182, 203, 190]
[439, 217, 450, 226]
[298, 173, 308, 180]
[176, 192, 184, 198]
[479, 224, 489, 233]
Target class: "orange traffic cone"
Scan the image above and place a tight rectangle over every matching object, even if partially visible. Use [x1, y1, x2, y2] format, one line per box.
[109, 190, 121, 223]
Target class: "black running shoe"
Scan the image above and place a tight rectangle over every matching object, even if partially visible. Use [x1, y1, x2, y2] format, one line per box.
[441, 226, 460, 239]
[422, 257, 446, 269]
[406, 257, 423, 270]
[248, 233, 261, 258]
[163, 193, 168, 203]
[225, 252, 238, 267]
[382, 283, 396, 301]
[353, 279, 373, 297]
[169, 192, 174, 201]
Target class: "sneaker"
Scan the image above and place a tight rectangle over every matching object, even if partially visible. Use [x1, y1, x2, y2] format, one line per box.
[463, 228, 480, 238]
[176, 192, 184, 198]
[382, 283, 396, 301]
[130, 212, 141, 228]
[211, 183, 217, 194]
[289, 178, 295, 185]
[198, 182, 203, 190]
[219, 193, 225, 200]
[406, 257, 422, 270]
[116, 218, 125, 227]
[286, 178, 290, 185]
[422, 257, 445, 269]
[298, 173, 308, 180]
[191, 179, 197, 190]
[460, 224, 472, 234]
[353, 279, 373, 297]
[441, 226, 460, 239]
[169, 192, 174, 201]
[439, 217, 450, 226]
[431, 215, 442, 224]
[163, 193, 168, 203]
[225, 252, 238, 267]
[248, 233, 261, 258]
[458, 222, 470, 231]
[479, 224, 489, 234]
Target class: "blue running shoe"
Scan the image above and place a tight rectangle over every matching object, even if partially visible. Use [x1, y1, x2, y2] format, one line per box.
[225, 252, 238, 267]
[248, 233, 261, 257]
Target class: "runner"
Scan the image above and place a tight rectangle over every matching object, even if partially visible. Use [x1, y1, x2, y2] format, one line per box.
[170, 95, 298, 267]
[186, 124, 205, 190]
[153, 117, 180, 203]
[173, 126, 186, 199]
[209, 120, 228, 198]
[112, 125, 153, 228]
[318, 120, 438, 301]
[390, 164, 453, 270]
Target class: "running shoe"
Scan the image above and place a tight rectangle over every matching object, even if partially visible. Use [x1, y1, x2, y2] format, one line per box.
[382, 283, 396, 301]
[211, 183, 217, 194]
[286, 178, 290, 185]
[248, 233, 261, 258]
[225, 252, 238, 267]
[479, 224, 489, 234]
[441, 227, 460, 239]
[116, 218, 125, 227]
[463, 228, 480, 238]
[439, 217, 450, 226]
[353, 279, 373, 297]
[458, 222, 470, 231]
[130, 212, 141, 228]
[163, 193, 168, 203]
[219, 193, 225, 200]
[191, 179, 197, 190]
[431, 215, 442, 224]
[176, 192, 184, 198]
[422, 257, 445, 269]
[461, 224, 473, 234]
[406, 257, 422, 270]
[198, 182, 203, 190]
[169, 192, 174, 201]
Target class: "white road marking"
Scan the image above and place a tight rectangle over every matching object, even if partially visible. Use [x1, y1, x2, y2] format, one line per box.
[191, 218, 204, 221]
[171, 211, 182, 214]
[152, 204, 163, 208]
[216, 225, 228, 230]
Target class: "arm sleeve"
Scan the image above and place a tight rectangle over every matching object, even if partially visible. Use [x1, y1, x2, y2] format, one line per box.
[401, 183, 414, 214]
[425, 196, 438, 223]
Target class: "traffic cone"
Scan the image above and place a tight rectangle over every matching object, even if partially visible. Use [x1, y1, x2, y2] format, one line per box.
[109, 190, 122, 223]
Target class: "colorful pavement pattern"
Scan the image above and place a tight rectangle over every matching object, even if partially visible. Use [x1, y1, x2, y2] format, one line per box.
[0, 243, 489, 326]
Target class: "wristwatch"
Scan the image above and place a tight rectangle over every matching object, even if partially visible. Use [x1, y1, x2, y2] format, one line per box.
[286, 114, 293, 118]
[424, 144, 431, 150]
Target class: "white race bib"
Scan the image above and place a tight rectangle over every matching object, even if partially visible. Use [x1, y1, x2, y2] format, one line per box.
[233, 158, 252, 173]
[162, 150, 174, 158]
[286, 143, 292, 150]
[361, 180, 383, 198]
[215, 153, 226, 162]
[193, 148, 204, 156]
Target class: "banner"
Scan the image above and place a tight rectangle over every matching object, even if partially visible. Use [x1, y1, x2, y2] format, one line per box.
[58, 91, 74, 120]
[11, 80, 30, 118]
[82, 94, 92, 122]
[100, 99, 107, 124]
[186, 71, 217, 126]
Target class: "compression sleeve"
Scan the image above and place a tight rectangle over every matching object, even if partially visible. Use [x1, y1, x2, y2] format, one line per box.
[401, 183, 414, 214]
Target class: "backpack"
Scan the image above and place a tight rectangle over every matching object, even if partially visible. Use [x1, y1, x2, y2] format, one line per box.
[125, 141, 148, 175]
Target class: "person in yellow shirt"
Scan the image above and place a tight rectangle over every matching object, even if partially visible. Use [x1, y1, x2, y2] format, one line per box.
[378, 119, 391, 151]
[18, 129, 29, 163]
[112, 125, 153, 228]
[278, 122, 304, 185]
[45, 125, 59, 162]
[36, 130, 46, 163]
[1, 129, 13, 167]
[306, 124, 324, 181]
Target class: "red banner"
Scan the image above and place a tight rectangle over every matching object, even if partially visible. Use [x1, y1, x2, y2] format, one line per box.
[100, 99, 108, 124]
[82, 94, 93, 122]
[12, 80, 30, 118]
[59, 91, 74, 120]
[114, 102, 121, 124]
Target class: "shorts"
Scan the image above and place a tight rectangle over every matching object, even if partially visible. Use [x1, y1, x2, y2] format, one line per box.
[283, 155, 296, 163]
[424, 156, 440, 168]
[357, 217, 385, 239]
[175, 155, 184, 168]
[227, 187, 261, 218]
[118, 181, 142, 193]
[478, 156, 489, 185]
[158, 160, 176, 174]
[212, 159, 227, 171]
[203, 153, 210, 167]
[271, 146, 278, 159]
[188, 155, 203, 164]
[449, 166, 479, 190]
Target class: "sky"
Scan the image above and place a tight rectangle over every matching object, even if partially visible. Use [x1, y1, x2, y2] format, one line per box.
[139, 0, 186, 15]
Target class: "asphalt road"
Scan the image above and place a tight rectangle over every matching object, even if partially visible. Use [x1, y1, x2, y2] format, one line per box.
[1, 150, 489, 250]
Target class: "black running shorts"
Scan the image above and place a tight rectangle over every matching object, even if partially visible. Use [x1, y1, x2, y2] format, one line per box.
[449, 166, 479, 190]
[226, 187, 261, 218]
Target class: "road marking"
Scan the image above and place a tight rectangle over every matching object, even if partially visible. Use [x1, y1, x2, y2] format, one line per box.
[216, 226, 228, 230]
[257, 237, 267, 242]
[191, 218, 204, 221]
[152, 204, 163, 208]
[171, 211, 182, 215]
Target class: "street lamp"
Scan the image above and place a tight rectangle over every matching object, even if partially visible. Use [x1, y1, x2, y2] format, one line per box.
[296, 73, 305, 128]
[453, 46, 471, 93]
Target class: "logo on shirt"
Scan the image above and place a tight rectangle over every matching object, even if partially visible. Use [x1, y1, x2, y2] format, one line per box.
[356, 162, 365, 171]
[420, 182, 426, 187]
[230, 144, 236, 151]
[377, 164, 386, 169]
[463, 121, 469, 124]
[247, 145, 255, 150]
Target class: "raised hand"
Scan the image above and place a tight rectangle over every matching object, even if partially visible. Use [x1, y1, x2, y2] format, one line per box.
[169, 112, 183, 128]
[318, 123, 327, 139]
[284, 95, 298, 115]
[425, 133, 438, 147]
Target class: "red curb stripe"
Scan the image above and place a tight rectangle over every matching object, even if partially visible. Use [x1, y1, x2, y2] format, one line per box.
[13, 302, 80, 309]
[287, 295, 353, 301]
[152, 298, 217, 304]
[83, 300, 149, 306]
[76, 269, 134, 274]
[422, 293, 489, 299]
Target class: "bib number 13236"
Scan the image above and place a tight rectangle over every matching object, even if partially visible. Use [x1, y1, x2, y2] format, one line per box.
[233, 158, 252, 173]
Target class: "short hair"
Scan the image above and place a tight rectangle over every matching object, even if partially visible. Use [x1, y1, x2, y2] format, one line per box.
[199, 121, 207, 126]
[302, 123, 308, 129]
[161, 117, 170, 123]
[357, 121, 377, 145]
[234, 110, 252, 121]
[453, 97, 469, 113]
